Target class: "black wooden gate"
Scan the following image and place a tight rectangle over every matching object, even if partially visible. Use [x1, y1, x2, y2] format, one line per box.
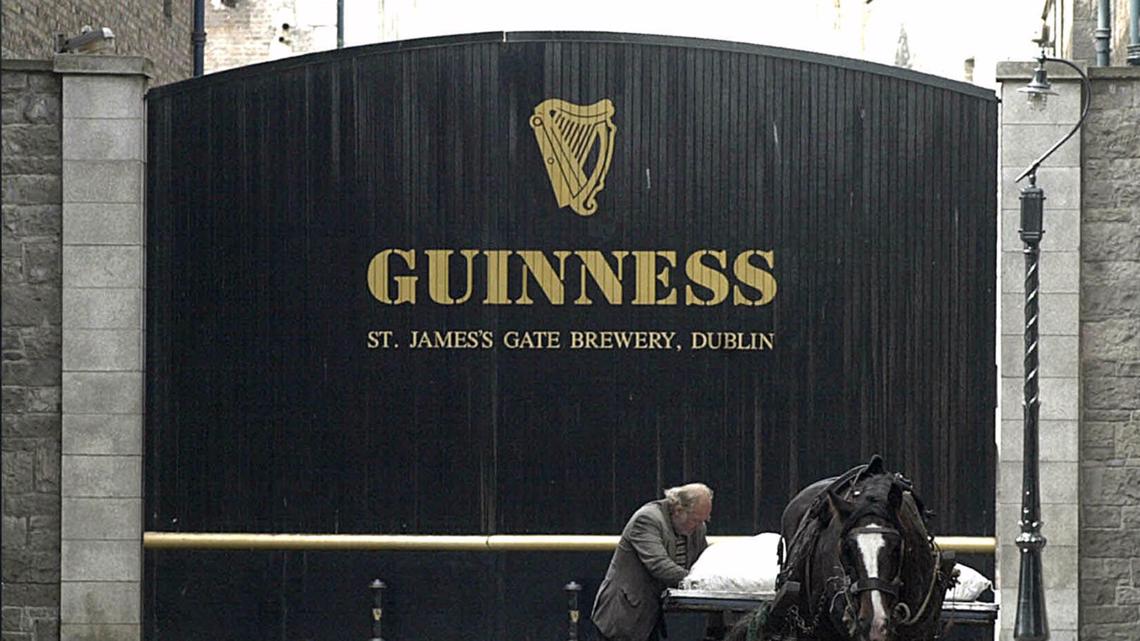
[145, 32, 997, 641]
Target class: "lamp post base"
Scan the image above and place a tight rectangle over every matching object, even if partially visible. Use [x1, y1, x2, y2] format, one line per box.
[1013, 527, 1049, 641]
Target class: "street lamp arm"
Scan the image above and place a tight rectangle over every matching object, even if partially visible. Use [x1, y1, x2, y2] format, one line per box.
[1015, 56, 1092, 183]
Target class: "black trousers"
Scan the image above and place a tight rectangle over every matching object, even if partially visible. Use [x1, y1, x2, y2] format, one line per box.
[596, 612, 724, 641]
[595, 614, 666, 641]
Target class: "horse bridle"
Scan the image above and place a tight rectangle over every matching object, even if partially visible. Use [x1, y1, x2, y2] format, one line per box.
[843, 525, 903, 598]
[833, 522, 905, 636]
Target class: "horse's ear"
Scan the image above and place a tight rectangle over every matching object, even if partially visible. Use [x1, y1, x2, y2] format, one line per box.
[827, 487, 854, 519]
[888, 480, 903, 511]
[866, 454, 884, 475]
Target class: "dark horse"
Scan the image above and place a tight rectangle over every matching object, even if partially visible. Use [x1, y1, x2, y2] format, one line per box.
[727, 456, 957, 641]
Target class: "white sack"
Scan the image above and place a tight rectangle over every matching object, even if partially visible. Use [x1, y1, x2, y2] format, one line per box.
[945, 562, 992, 601]
[680, 532, 782, 593]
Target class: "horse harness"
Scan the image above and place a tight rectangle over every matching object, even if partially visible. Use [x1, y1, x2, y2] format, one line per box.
[830, 500, 906, 637]
[765, 464, 942, 641]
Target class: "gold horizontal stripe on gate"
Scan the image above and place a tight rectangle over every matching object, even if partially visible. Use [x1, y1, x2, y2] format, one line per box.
[143, 532, 996, 554]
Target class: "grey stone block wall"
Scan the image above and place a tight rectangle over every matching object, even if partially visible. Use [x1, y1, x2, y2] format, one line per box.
[2, 61, 63, 641]
[1079, 67, 1140, 641]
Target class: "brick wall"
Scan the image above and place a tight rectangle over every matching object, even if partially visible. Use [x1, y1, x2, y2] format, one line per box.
[206, 0, 336, 73]
[1079, 68, 1140, 640]
[1, 0, 190, 85]
[1, 62, 63, 641]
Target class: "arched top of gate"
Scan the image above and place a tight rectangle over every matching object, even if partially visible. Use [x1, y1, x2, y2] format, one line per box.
[147, 30, 997, 102]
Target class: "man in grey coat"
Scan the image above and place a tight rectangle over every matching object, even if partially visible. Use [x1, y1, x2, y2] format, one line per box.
[592, 483, 713, 641]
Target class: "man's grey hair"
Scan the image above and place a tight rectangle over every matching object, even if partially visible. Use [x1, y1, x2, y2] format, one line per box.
[663, 483, 713, 513]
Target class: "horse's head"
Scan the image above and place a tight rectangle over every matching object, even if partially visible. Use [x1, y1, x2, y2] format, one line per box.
[827, 475, 905, 641]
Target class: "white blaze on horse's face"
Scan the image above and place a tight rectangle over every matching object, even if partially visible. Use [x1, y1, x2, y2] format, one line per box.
[853, 524, 890, 633]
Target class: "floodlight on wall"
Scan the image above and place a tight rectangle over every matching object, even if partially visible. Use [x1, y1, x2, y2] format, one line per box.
[56, 26, 115, 54]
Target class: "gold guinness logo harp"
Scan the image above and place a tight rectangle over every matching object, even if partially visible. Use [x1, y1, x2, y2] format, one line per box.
[529, 98, 616, 216]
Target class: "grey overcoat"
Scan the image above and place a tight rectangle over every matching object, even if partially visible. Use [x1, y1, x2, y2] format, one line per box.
[591, 499, 709, 641]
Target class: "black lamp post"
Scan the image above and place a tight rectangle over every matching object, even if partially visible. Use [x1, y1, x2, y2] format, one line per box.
[1012, 50, 1090, 641]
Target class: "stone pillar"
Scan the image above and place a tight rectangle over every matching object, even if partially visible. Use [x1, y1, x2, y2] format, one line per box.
[997, 61, 1084, 641]
[56, 54, 151, 641]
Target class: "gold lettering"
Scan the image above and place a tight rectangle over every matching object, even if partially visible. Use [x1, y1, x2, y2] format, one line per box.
[566, 330, 678, 350]
[367, 249, 416, 304]
[690, 331, 775, 350]
[502, 330, 561, 349]
[425, 250, 478, 305]
[733, 250, 778, 306]
[516, 250, 571, 305]
[366, 330, 395, 349]
[684, 250, 730, 306]
[366, 247, 778, 307]
[408, 329, 494, 349]
[632, 251, 677, 305]
[483, 250, 512, 305]
[575, 250, 628, 305]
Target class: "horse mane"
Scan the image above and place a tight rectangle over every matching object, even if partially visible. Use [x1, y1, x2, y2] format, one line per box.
[888, 478, 955, 641]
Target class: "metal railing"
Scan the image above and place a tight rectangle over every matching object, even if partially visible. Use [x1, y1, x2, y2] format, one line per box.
[143, 532, 997, 554]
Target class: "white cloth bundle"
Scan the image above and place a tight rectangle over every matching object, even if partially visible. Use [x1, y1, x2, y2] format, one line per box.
[945, 562, 992, 601]
[680, 532, 782, 593]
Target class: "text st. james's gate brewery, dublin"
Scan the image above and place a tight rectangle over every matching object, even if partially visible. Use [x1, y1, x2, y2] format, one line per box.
[364, 98, 778, 351]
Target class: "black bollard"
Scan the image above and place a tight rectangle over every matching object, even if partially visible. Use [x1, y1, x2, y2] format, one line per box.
[369, 579, 387, 641]
[564, 581, 582, 641]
